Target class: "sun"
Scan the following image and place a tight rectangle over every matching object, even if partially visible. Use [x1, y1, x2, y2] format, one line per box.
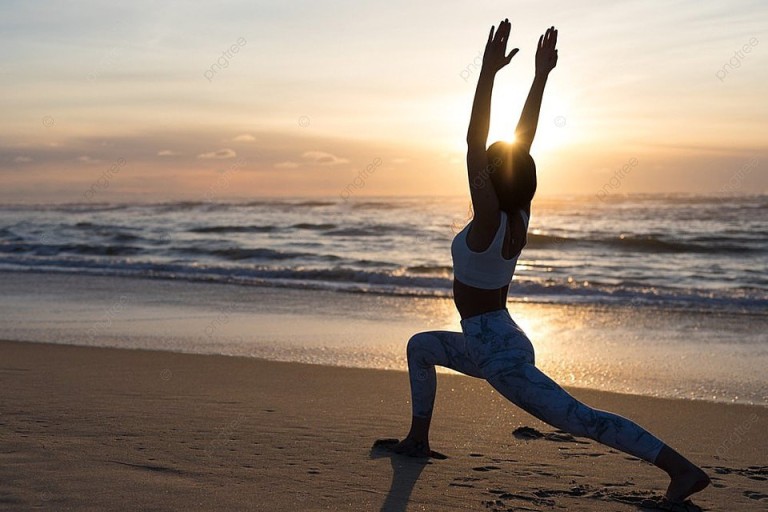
[445, 87, 572, 157]
[488, 93, 570, 152]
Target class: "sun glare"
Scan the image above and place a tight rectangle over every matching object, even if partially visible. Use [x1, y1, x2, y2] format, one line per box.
[446, 84, 574, 160]
[487, 93, 571, 152]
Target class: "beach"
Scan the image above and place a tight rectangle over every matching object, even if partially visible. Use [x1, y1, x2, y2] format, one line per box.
[1, 270, 766, 510]
[1, 339, 766, 511]
[1, 196, 766, 510]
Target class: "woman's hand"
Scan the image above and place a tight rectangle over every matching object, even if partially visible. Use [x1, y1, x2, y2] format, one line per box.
[535, 26, 558, 77]
[481, 18, 519, 75]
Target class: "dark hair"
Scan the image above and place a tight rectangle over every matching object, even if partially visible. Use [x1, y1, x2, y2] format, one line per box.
[486, 140, 537, 212]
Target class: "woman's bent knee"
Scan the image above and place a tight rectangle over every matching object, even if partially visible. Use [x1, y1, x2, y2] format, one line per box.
[407, 332, 435, 358]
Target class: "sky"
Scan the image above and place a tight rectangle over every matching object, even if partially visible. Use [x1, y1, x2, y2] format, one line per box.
[1, 0, 766, 203]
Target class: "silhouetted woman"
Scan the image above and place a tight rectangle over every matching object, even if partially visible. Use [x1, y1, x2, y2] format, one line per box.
[379, 19, 710, 510]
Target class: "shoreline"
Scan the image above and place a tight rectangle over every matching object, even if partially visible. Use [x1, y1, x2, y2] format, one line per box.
[1, 265, 764, 316]
[2, 339, 766, 511]
[1, 270, 766, 407]
[7, 334, 767, 412]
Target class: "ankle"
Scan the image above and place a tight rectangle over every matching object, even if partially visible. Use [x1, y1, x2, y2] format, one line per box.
[406, 433, 429, 443]
[654, 445, 698, 478]
[407, 415, 432, 442]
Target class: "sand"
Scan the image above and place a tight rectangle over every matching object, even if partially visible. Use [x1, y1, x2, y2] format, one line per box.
[1, 340, 766, 511]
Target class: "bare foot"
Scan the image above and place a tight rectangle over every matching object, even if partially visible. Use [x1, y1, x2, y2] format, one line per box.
[386, 437, 432, 458]
[665, 465, 711, 503]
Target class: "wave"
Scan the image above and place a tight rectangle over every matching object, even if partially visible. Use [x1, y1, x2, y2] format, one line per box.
[289, 200, 337, 207]
[607, 234, 759, 254]
[291, 223, 337, 230]
[188, 225, 278, 234]
[69, 222, 146, 242]
[0, 255, 764, 312]
[0, 228, 23, 242]
[0, 242, 144, 257]
[17, 203, 134, 213]
[349, 201, 404, 210]
[324, 224, 417, 237]
[524, 233, 759, 254]
[324, 228, 384, 237]
[526, 233, 569, 248]
[589, 193, 767, 205]
[406, 264, 453, 275]
[111, 232, 143, 243]
[175, 246, 325, 261]
[152, 201, 208, 212]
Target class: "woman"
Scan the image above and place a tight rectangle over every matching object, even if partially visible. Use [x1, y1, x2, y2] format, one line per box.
[378, 19, 710, 510]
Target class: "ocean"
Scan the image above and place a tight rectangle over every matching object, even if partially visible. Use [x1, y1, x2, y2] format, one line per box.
[1, 194, 765, 313]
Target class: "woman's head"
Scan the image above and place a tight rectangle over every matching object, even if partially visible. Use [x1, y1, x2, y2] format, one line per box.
[486, 140, 537, 211]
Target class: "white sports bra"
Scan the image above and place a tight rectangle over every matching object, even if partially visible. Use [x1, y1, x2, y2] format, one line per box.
[451, 209, 529, 289]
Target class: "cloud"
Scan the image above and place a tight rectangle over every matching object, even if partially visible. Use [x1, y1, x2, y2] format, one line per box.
[232, 134, 256, 142]
[197, 148, 237, 159]
[14, 156, 32, 163]
[392, 157, 408, 164]
[157, 149, 181, 156]
[302, 150, 349, 166]
[274, 161, 299, 169]
[77, 155, 100, 163]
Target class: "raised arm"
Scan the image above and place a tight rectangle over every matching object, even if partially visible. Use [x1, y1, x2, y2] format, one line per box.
[466, 19, 519, 219]
[466, 19, 519, 146]
[514, 26, 558, 153]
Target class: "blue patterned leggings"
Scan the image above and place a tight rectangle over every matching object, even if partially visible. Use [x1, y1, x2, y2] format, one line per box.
[406, 308, 664, 464]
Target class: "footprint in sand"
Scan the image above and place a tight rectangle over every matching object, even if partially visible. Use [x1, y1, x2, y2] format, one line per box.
[472, 465, 501, 472]
[600, 481, 635, 488]
[450, 476, 480, 488]
[706, 465, 768, 481]
[561, 451, 605, 458]
[744, 490, 768, 501]
[512, 426, 590, 444]
[486, 489, 557, 508]
[495, 483, 666, 510]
